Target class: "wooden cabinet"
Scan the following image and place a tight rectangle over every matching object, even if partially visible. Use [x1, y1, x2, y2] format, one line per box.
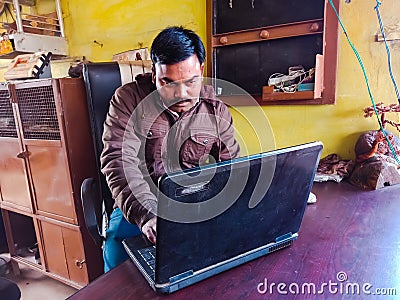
[206, 0, 339, 105]
[0, 78, 103, 288]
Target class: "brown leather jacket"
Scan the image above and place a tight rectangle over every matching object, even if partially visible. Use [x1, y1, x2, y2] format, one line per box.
[100, 73, 240, 228]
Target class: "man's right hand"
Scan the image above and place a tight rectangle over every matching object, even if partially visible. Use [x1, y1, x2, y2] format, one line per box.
[141, 217, 157, 244]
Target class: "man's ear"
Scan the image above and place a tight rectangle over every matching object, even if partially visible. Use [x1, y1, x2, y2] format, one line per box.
[200, 63, 205, 76]
[151, 65, 156, 84]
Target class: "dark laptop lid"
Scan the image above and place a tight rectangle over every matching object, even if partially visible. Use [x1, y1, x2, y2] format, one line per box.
[154, 142, 323, 284]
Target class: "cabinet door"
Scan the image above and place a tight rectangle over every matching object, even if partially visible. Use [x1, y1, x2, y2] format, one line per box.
[14, 81, 77, 224]
[27, 141, 77, 223]
[63, 227, 89, 286]
[40, 221, 69, 279]
[0, 140, 32, 211]
[0, 88, 32, 211]
[40, 220, 88, 286]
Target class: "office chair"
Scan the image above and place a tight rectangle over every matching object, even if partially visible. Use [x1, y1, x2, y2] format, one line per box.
[80, 62, 122, 247]
[0, 277, 21, 300]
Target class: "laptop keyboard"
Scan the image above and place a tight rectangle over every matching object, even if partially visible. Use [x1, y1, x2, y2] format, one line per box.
[138, 246, 156, 278]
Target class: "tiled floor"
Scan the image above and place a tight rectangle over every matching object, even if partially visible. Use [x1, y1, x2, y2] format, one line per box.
[1, 254, 77, 300]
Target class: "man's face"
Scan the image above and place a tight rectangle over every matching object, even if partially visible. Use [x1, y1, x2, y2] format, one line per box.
[152, 54, 204, 113]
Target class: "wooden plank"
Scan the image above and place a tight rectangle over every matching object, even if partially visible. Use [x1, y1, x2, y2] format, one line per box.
[376, 26, 400, 42]
[212, 19, 323, 47]
[22, 13, 59, 22]
[314, 54, 324, 99]
[262, 89, 314, 101]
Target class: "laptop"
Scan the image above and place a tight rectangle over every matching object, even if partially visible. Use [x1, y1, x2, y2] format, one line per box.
[123, 141, 323, 294]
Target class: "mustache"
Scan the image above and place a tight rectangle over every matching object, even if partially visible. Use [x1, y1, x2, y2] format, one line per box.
[168, 98, 196, 105]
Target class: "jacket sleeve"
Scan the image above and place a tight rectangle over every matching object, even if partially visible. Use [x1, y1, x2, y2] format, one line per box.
[217, 102, 240, 161]
[100, 83, 157, 228]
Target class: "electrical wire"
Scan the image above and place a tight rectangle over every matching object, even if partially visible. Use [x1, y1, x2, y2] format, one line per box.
[328, 0, 400, 164]
[374, 0, 400, 104]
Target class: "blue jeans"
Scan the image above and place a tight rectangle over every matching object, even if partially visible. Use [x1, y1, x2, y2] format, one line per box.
[103, 208, 141, 272]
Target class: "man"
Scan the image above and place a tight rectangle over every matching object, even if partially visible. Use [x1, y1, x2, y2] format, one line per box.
[100, 26, 240, 272]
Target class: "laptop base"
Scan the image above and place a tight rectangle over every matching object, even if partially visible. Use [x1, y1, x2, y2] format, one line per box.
[123, 233, 297, 294]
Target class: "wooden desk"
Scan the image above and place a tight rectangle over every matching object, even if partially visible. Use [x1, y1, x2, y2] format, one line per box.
[69, 182, 400, 299]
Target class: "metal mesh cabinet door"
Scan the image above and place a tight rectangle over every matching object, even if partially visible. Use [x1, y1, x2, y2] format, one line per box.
[0, 84, 32, 211]
[12, 79, 77, 224]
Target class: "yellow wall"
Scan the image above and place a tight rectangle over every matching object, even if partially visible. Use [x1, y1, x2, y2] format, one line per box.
[61, 0, 206, 61]
[58, 0, 399, 159]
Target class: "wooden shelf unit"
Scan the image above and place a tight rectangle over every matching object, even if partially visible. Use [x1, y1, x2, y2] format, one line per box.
[0, 78, 102, 288]
[206, 0, 340, 105]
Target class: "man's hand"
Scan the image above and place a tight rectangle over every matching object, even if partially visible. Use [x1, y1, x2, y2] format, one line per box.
[142, 217, 157, 244]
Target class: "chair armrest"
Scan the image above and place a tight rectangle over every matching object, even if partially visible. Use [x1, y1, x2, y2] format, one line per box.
[81, 177, 105, 247]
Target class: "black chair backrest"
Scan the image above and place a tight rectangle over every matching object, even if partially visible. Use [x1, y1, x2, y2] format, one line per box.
[83, 62, 122, 218]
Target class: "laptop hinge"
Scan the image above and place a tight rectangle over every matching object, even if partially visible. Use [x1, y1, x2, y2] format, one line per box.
[169, 270, 194, 283]
[276, 232, 293, 242]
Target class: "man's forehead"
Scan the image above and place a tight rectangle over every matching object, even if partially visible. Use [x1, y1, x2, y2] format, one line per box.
[154, 55, 203, 81]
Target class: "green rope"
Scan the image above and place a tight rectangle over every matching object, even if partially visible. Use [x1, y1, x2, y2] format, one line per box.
[328, 0, 400, 164]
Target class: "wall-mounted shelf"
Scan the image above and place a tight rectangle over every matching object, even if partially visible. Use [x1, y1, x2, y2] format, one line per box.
[207, 0, 340, 105]
[0, 0, 68, 59]
[7, 32, 67, 58]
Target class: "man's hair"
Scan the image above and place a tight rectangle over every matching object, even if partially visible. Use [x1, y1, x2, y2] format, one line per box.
[150, 26, 205, 65]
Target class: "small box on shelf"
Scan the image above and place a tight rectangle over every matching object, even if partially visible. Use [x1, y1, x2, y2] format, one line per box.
[261, 87, 315, 101]
[298, 83, 315, 91]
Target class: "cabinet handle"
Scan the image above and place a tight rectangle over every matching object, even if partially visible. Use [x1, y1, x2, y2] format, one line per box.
[310, 22, 320, 32]
[219, 36, 228, 45]
[75, 259, 86, 269]
[16, 150, 31, 159]
[260, 30, 270, 39]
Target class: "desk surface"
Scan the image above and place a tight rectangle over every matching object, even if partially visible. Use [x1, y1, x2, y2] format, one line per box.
[69, 182, 400, 299]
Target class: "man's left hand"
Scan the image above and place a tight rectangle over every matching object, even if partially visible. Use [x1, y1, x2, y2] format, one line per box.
[142, 217, 157, 244]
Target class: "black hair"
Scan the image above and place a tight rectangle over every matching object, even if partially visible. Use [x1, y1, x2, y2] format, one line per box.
[150, 26, 205, 65]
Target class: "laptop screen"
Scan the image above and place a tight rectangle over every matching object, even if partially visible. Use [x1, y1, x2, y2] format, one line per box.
[155, 142, 323, 284]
